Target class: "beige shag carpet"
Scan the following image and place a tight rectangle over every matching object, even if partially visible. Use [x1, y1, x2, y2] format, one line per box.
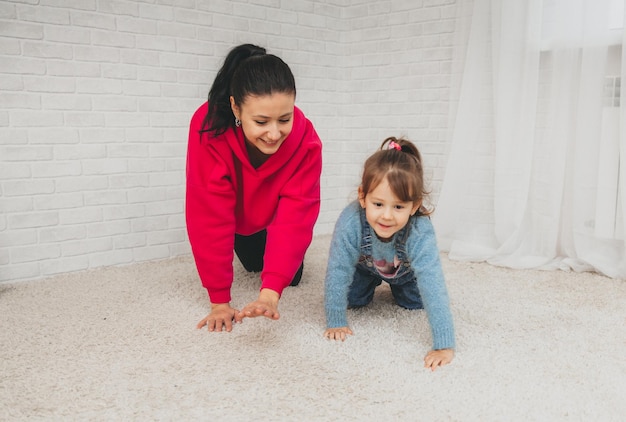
[2, 235, 626, 421]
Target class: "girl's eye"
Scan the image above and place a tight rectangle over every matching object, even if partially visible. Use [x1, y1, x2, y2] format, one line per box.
[395, 205, 405, 210]
[279, 119, 291, 124]
[374, 202, 383, 207]
[255, 121, 267, 125]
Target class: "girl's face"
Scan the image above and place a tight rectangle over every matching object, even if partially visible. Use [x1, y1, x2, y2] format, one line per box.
[230, 92, 295, 156]
[359, 177, 420, 241]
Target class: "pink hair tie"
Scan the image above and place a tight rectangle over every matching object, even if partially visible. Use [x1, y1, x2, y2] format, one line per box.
[388, 141, 401, 151]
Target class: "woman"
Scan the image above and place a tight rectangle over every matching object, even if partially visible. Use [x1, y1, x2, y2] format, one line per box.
[186, 44, 322, 332]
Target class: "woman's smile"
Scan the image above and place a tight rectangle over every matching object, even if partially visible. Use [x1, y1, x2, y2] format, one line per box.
[231, 92, 295, 158]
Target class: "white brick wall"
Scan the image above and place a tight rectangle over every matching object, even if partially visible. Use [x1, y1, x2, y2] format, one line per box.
[0, 0, 457, 283]
[333, 0, 458, 231]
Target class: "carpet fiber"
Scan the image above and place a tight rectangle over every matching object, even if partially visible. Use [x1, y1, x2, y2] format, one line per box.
[2, 235, 626, 421]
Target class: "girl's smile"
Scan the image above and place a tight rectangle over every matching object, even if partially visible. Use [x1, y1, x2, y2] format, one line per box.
[359, 177, 419, 241]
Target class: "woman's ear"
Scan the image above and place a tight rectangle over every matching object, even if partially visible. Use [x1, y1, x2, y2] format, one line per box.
[229, 96, 240, 120]
[358, 186, 366, 208]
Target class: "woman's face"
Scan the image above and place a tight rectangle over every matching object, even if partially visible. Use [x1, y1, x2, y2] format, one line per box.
[230, 92, 295, 155]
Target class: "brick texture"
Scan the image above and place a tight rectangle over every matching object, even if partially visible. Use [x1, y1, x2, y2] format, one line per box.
[0, 0, 457, 282]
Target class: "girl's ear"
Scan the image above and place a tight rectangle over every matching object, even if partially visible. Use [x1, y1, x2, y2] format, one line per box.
[230, 96, 240, 120]
[410, 200, 422, 216]
[358, 186, 366, 208]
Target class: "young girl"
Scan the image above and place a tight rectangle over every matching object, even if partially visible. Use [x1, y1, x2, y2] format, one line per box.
[323, 137, 455, 371]
[187, 44, 322, 332]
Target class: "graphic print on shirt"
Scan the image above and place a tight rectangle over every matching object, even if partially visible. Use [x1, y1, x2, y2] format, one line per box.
[373, 256, 401, 278]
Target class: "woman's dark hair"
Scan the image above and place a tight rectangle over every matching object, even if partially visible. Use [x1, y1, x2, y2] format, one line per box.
[202, 44, 296, 136]
[360, 136, 432, 216]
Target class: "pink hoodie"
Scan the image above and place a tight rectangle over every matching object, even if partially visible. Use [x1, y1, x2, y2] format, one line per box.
[185, 102, 322, 303]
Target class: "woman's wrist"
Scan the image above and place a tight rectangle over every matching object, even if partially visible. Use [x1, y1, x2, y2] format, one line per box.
[259, 288, 280, 302]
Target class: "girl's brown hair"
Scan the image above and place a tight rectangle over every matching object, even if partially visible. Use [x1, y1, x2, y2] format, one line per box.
[360, 136, 432, 216]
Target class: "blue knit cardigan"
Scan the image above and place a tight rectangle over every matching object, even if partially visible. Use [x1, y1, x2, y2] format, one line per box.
[324, 201, 456, 350]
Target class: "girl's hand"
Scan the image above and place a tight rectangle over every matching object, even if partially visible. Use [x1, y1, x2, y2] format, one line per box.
[197, 303, 239, 332]
[424, 348, 454, 371]
[235, 289, 280, 322]
[323, 327, 354, 341]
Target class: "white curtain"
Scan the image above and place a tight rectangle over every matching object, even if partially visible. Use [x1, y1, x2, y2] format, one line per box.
[434, 0, 626, 278]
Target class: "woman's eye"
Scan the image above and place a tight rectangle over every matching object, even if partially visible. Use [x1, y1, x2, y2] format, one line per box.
[279, 119, 291, 124]
[255, 121, 267, 125]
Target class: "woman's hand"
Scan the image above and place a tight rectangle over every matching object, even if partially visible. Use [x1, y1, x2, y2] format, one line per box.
[197, 303, 239, 332]
[323, 326, 353, 341]
[424, 348, 454, 371]
[235, 289, 280, 321]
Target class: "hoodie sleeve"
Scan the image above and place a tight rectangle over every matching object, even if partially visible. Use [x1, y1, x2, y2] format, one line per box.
[261, 121, 322, 296]
[185, 104, 237, 304]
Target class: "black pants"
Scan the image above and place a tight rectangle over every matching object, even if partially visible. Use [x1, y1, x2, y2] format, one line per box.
[234, 230, 303, 286]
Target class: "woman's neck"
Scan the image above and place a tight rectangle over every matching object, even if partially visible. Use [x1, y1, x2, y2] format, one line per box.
[245, 140, 270, 168]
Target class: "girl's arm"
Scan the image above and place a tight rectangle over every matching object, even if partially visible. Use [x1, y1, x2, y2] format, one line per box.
[407, 217, 456, 351]
[324, 203, 362, 332]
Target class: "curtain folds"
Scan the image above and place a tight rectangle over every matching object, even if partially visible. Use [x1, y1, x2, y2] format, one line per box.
[434, 0, 626, 278]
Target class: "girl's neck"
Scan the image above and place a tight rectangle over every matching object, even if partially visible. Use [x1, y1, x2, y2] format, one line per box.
[375, 233, 394, 243]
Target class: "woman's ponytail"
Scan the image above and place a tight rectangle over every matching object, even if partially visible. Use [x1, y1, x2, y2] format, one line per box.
[203, 44, 266, 135]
